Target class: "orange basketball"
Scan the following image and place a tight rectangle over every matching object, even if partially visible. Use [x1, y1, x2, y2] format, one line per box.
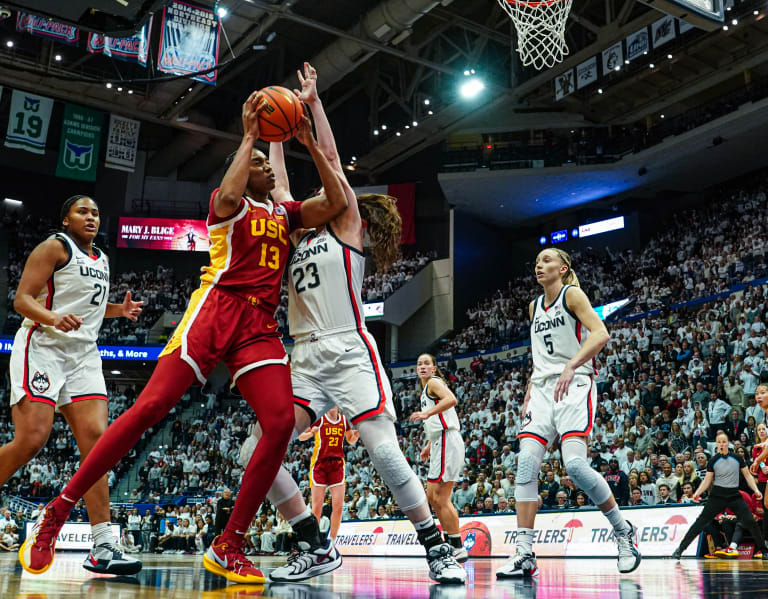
[257, 86, 304, 142]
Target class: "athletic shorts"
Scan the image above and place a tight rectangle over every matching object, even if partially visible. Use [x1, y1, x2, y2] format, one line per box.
[311, 457, 345, 488]
[160, 284, 287, 385]
[517, 373, 596, 446]
[291, 327, 395, 425]
[9, 326, 107, 409]
[427, 429, 464, 483]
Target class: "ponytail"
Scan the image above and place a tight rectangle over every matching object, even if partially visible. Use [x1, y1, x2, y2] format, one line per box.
[357, 194, 401, 271]
[551, 248, 579, 287]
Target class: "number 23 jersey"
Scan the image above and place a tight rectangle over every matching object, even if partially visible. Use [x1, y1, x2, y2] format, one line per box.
[288, 224, 365, 337]
[21, 232, 109, 343]
[530, 285, 597, 382]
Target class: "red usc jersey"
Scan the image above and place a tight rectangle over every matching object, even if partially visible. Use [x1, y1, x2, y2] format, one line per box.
[201, 189, 303, 313]
[311, 413, 348, 463]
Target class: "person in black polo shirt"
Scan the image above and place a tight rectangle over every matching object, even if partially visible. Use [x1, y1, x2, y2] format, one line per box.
[671, 432, 768, 559]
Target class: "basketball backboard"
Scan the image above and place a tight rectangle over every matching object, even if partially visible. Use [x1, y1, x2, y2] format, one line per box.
[639, 0, 725, 31]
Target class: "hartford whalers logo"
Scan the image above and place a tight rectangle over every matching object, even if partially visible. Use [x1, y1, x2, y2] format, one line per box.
[24, 97, 41, 112]
[31, 371, 50, 393]
[63, 140, 94, 171]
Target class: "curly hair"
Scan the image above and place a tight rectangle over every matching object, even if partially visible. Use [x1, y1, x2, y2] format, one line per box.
[357, 194, 401, 271]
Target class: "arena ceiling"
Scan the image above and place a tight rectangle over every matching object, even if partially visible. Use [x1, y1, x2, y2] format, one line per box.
[0, 0, 766, 185]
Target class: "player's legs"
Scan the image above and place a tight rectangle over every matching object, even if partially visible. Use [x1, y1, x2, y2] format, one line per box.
[427, 482, 459, 536]
[0, 399, 54, 486]
[728, 495, 767, 553]
[329, 482, 345, 540]
[356, 415, 465, 583]
[311, 483, 327, 527]
[673, 495, 729, 556]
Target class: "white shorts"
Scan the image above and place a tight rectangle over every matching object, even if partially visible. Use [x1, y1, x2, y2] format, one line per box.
[291, 328, 395, 425]
[9, 326, 108, 409]
[427, 429, 464, 483]
[517, 373, 595, 447]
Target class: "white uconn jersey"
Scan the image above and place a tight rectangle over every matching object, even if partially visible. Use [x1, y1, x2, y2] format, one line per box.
[288, 224, 365, 337]
[420, 377, 461, 440]
[530, 285, 596, 382]
[21, 232, 109, 343]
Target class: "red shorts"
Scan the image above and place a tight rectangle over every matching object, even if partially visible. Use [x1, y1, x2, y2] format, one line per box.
[311, 458, 345, 488]
[160, 284, 287, 384]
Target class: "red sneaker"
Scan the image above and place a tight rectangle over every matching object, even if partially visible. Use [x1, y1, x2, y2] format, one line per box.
[203, 536, 266, 584]
[19, 501, 69, 574]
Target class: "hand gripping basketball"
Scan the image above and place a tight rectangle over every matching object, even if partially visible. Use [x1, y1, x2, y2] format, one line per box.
[242, 91, 267, 140]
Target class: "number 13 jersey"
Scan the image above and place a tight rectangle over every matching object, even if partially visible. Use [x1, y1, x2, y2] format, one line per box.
[288, 224, 366, 337]
[22, 232, 110, 343]
[530, 285, 597, 383]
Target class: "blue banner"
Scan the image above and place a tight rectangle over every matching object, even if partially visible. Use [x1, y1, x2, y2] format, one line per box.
[158, 1, 220, 85]
[87, 17, 152, 66]
[0, 338, 163, 361]
[16, 12, 79, 45]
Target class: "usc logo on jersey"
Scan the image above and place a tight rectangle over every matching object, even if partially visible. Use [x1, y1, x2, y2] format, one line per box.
[251, 219, 288, 245]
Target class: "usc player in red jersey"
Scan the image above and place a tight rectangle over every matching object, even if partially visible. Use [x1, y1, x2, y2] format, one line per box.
[298, 406, 359, 540]
[19, 93, 348, 585]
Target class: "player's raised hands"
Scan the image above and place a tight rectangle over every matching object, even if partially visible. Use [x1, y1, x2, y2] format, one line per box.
[294, 115, 317, 147]
[295, 62, 319, 105]
[242, 91, 267, 140]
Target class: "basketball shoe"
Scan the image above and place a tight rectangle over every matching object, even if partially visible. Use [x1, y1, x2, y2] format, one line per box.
[496, 546, 538, 578]
[427, 543, 466, 584]
[203, 535, 266, 583]
[269, 539, 342, 582]
[714, 547, 739, 558]
[615, 522, 642, 573]
[18, 501, 69, 574]
[452, 546, 469, 563]
[83, 541, 142, 575]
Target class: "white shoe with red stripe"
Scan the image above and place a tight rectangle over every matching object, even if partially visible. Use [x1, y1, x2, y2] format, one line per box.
[83, 541, 142, 575]
[268, 539, 342, 582]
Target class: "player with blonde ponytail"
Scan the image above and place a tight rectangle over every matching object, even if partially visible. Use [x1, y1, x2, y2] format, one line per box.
[497, 247, 641, 579]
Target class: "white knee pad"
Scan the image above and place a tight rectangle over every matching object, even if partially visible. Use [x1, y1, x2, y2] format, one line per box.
[265, 465, 301, 507]
[514, 438, 545, 503]
[564, 457, 611, 505]
[358, 416, 426, 512]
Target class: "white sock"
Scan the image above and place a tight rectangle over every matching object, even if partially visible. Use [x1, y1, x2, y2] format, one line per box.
[413, 516, 435, 531]
[91, 522, 113, 547]
[604, 506, 630, 535]
[517, 528, 535, 554]
[288, 506, 313, 527]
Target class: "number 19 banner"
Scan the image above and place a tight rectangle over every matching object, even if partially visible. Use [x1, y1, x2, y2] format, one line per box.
[4, 89, 55, 155]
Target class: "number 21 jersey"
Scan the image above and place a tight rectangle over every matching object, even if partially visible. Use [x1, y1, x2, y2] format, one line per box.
[530, 285, 596, 382]
[288, 224, 366, 337]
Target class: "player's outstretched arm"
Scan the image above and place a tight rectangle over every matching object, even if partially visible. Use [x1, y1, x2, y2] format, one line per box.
[105, 290, 143, 320]
[269, 140, 294, 205]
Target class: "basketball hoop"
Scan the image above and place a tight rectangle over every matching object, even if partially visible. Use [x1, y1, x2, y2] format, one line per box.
[497, 0, 573, 71]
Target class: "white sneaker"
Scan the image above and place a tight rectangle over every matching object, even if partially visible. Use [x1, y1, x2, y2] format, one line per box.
[452, 546, 469, 563]
[427, 543, 466, 584]
[269, 539, 342, 582]
[616, 521, 642, 574]
[496, 547, 538, 578]
[83, 541, 142, 575]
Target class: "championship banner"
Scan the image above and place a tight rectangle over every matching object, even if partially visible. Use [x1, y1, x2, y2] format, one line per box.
[87, 18, 152, 66]
[4, 89, 54, 155]
[105, 114, 141, 172]
[55, 104, 104, 182]
[652, 15, 677, 48]
[576, 57, 598, 90]
[16, 12, 79, 45]
[335, 505, 704, 557]
[117, 217, 211, 252]
[626, 27, 650, 62]
[353, 183, 416, 245]
[602, 42, 624, 74]
[554, 69, 575, 100]
[158, 1, 220, 85]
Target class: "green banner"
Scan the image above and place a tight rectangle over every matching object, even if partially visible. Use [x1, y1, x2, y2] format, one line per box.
[56, 104, 104, 181]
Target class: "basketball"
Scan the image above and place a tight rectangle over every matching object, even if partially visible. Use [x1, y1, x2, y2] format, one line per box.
[257, 86, 304, 142]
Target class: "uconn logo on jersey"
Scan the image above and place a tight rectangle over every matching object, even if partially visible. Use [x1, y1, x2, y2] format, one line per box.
[290, 241, 329, 265]
[78, 265, 109, 281]
[534, 314, 566, 333]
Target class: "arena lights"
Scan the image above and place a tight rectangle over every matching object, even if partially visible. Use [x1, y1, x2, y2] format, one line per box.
[54, 54, 62, 61]
[5, 40, 12, 48]
[217, 6, 228, 18]
[539, 236, 547, 245]
[460, 77, 485, 99]
[373, 129, 379, 135]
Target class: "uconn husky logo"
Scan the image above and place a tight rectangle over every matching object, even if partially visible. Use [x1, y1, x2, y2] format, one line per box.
[63, 141, 94, 171]
[31, 371, 51, 393]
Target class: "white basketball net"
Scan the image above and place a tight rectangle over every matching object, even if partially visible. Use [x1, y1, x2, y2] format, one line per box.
[497, 0, 573, 70]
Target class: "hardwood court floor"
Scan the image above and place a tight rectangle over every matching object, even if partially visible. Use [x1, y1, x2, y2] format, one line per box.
[1, 552, 768, 598]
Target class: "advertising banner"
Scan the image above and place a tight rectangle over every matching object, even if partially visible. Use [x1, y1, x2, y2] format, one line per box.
[4, 89, 54, 155]
[118, 217, 211, 252]
[335, 505, 704, 557]
[105, 114, 141, 172]
[1, 339, 164, 361]
[56, 104, 104, 182]
[16, 12, 79, 45]
[158, 1, 220, 85]
[25, 522, 120, 550]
